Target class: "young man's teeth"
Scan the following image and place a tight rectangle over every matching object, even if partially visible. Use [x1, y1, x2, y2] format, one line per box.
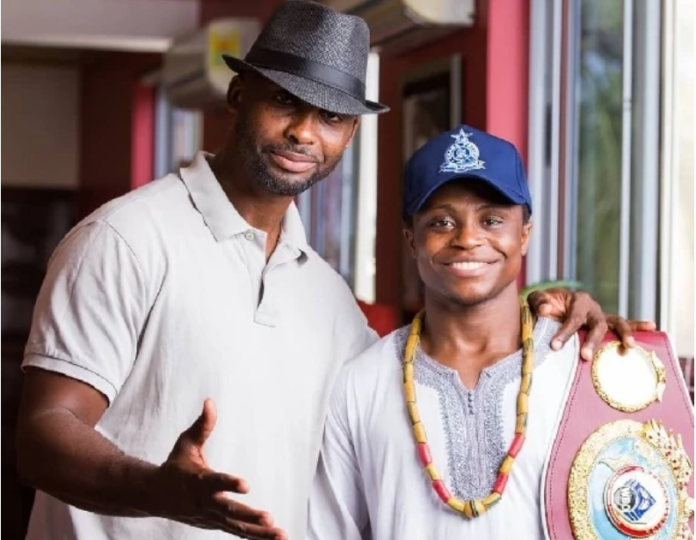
[450, 261, 486, 270]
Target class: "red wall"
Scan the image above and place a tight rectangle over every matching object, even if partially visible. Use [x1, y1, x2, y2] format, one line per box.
[131, 82, 156, 190]
[78, 52, 160, 217]
[487, 0, 530, 289]
[486, 0, 529, 159]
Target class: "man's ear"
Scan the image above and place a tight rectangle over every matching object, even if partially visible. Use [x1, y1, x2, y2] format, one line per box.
[226, 75, 243, 113]
[403, 224, 417, 259]
[520, 221, 533, 256]
[345, 117, 361, 149]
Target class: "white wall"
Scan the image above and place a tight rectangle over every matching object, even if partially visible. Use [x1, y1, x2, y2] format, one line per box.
[2, 0, 198, 52]
[672, 0, 694, 357]
[1, 62, 81, 188]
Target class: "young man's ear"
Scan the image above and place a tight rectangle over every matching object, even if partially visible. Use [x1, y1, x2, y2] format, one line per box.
[520, 221, 533, 256]
[402, 223, 417, 259]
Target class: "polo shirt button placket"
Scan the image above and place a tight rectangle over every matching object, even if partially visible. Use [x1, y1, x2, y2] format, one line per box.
[255, 272, 277, 327]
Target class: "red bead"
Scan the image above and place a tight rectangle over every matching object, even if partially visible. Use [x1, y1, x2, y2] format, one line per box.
[432, 480, 451, 503]
[508, 434, 526, 458]
[417, 443, 432, 466]
[492, 473, 509, 495]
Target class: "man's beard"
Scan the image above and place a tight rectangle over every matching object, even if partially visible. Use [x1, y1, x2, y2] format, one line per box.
[233, 114, 342, 197]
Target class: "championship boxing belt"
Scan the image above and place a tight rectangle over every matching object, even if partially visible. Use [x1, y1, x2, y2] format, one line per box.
[544, 331, 694, 540]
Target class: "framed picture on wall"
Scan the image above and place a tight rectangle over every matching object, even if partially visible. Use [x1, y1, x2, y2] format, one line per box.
[400, 54, 463, 319]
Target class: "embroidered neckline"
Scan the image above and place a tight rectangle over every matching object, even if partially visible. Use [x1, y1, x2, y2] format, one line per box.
[394, 316, 560, 501]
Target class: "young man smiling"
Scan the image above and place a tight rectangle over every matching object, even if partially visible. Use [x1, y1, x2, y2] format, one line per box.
[307, 126, 594, 540]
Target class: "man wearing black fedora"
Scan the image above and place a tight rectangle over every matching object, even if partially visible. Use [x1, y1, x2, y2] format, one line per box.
[15, 1, 650, 540]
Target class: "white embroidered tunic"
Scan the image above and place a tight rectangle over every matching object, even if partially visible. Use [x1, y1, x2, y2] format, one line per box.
[307, 318, 578, 540]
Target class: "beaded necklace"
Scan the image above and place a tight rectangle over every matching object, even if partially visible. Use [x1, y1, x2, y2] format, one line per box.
[402, 298, 534, 518]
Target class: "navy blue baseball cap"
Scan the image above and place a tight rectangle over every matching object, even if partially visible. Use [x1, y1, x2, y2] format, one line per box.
[402, 125, 532, 218]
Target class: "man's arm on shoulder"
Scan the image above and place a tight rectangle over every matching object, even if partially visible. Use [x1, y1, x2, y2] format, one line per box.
[307, 368, 370, 540]
[527, 289, 657, 360]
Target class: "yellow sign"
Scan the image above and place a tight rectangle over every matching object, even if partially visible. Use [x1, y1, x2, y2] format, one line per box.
[208, 29, 241, 70]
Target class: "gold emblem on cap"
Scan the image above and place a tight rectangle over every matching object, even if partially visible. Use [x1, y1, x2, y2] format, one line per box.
[592, 341, 667, 412]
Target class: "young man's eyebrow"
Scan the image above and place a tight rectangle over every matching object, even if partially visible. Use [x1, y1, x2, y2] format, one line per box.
[420, 203, 458, 213]
[478, 203, 516, 211]
[421, 202, 515, 213]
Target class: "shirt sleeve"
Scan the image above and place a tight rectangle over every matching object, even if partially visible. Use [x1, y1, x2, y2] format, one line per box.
[307, 369, 371, 540]
[23, 220, 149, 404]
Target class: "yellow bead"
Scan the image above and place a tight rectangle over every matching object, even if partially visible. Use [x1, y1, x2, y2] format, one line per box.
[404, 381, 415, 402]
[516, 412, 528, 433]
[522, 357, 534, 373]
[404, 339, 418, 362]
[403, 363, 414, 383]
[410, 312, 423, 335]
[521, 302, 532, 325]
[447, 497, 465, 513]
[425, 463, 440, 480]
[407, 401, 420, 424]
[462, 500, 486, 518]
[522, 325, 533, 342]
[411, 319, 420, 335]
[462, 501, 474, 518]
[483, 493, 501, 508]
[522, 339, 534, 360]
[471, 500, 486, 517]
[500, 455, 515, 474]
[517, 392, 528, 414]
[412, 421, 427, 443]
[520, 373, 532, 394]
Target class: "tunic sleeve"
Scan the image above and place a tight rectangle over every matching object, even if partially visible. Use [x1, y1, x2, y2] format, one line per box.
[307, 368, 371, 540]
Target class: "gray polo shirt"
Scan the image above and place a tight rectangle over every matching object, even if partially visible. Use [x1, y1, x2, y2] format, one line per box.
[23, 151, 378, 540]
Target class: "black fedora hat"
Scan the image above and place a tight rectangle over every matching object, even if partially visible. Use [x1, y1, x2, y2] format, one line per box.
[223, 0, 389, 116]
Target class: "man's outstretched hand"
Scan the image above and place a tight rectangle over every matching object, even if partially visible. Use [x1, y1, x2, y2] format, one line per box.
[527, 288, 657, 361]
[152, 399, 287, 540]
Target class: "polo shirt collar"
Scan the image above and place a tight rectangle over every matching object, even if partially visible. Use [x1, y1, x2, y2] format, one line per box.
[180, 152, 309, 253]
